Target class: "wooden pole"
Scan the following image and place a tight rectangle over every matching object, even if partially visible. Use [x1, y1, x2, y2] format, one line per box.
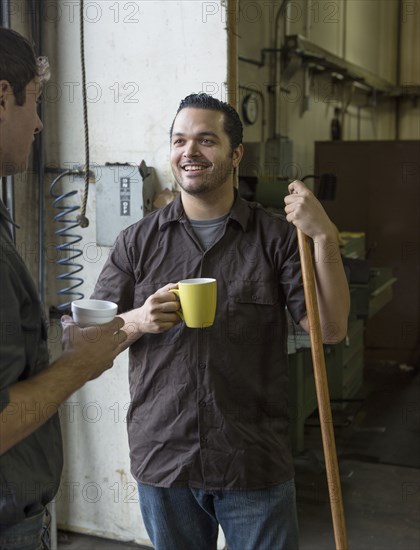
[226, 0, 239, 190]
[226, 0, 238, 111]
[296, 228, 349, 550]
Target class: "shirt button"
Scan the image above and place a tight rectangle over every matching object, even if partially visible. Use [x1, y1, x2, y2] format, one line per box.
[252, 294, 258, 301]
[199, 401, 206, 408]
[198, 362, 207, 369]
[200, 436, 208, 445]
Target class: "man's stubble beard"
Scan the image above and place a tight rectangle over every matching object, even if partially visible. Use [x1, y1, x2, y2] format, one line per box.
[174, 161, 235, 196]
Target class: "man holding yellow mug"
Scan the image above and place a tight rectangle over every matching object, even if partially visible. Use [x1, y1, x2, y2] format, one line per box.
[93, 93, 349, 550]
[169, 278, 217, 328]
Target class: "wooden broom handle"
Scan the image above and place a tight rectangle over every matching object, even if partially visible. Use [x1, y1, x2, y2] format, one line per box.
[297, 228, 349, 550]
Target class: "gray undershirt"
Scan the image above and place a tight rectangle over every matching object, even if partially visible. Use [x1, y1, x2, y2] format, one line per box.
[189, 214, 229, 250]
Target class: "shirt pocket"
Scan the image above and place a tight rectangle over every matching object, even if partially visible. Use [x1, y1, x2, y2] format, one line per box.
[227, 280, 280, 345]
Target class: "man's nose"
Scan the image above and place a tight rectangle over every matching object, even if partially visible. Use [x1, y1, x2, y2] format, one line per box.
[183, 141, 199, 157]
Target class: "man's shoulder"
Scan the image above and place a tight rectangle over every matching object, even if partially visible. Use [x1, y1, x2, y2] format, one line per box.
[240, 197, 290, 228]
[122, 208, 161, 234]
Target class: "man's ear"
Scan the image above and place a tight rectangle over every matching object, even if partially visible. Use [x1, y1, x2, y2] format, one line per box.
[0, 81, 12, 120]
[232, 143, 244, 168]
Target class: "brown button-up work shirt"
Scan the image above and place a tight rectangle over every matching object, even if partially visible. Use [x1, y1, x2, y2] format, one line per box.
[93, 193, 306, 490]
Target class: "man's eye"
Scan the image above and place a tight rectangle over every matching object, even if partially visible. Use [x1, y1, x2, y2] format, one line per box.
[173, 139, 183, 145]
[202, 139, 213, 144]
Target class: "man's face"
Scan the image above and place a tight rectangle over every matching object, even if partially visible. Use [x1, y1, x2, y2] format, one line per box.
[0, 78, 43, 176]
[170, 107, 242, 197]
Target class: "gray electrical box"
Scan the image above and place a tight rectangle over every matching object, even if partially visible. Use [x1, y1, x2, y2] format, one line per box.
[94, 162, 155, 246]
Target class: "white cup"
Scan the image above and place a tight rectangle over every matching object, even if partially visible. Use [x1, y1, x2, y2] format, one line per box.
[71, 299, 118, 327]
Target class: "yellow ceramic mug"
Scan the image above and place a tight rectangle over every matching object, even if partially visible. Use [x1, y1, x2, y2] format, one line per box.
[170, 278, 217, 328]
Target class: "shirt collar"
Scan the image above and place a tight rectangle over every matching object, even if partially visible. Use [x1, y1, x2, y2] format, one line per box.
[158, 190, 250, 233]
[158, 193, 185, 231]
[228, 189, 250, 232]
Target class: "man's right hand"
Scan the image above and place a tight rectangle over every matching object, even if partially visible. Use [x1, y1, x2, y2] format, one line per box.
[61, 315, 127, 381]
[119, 283, 182, 347]
[0, 317, 127, 455]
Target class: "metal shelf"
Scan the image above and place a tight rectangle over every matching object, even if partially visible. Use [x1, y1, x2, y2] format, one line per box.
[283, 35, 420, 99]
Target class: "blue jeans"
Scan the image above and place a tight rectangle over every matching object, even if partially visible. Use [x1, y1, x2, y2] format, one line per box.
[138, 479, 299, 550]
[0, 509, 50, 550]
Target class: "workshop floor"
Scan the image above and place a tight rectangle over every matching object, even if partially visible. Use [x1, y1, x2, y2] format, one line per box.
[57, 361, 420, 550]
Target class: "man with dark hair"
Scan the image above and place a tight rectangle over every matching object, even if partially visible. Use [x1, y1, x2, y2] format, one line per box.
[93, 93, 349, 549]
[0, 28, 126, 547]
[0, 28, 49, 106]
[170, 92, 243, 150]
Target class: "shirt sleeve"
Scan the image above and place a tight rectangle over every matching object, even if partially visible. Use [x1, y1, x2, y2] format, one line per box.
[91, 230, 136, 313]
[277, 223, 307, 324]
[0, 259, 26, 409]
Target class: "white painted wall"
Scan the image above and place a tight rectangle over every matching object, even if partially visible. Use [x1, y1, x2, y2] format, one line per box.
[41, 0, 228, 546]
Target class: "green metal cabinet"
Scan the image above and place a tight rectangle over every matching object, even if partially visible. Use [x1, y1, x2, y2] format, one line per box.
[288, 251, 395, 453]
[288, 319, 364, 454]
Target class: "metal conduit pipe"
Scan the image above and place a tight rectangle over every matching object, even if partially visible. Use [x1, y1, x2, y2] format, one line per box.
[30, 0, 47, 303]
[31, 5, 58, 542]
[30, 8, 58, 546]
[272, 0, 290, 139]
[227, 0, 238, 111]
[395, 0, 403, 140]
[0, 0, 16, 244]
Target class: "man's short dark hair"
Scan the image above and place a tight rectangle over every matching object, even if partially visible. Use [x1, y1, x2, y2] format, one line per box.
[170, 93, 243, 151]
[0, 28, 48, 106]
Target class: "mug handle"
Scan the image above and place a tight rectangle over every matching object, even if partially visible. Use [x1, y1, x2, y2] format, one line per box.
[169, 289, 184, 321]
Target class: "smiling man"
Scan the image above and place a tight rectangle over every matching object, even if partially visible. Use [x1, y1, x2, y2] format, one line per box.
[93, 93, 350, 550]
[170, 106, 242, 198]
[0, 28, 126, 547]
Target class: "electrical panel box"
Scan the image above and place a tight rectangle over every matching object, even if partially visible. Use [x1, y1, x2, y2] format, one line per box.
[94, 161, 155, 246]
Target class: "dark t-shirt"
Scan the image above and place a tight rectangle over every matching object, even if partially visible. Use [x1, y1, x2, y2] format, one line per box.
[0, 201, 62, 525]
[93, 193, 306, 490]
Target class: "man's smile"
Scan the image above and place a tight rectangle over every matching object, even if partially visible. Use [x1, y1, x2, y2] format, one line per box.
[181, 162, 212, 173]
